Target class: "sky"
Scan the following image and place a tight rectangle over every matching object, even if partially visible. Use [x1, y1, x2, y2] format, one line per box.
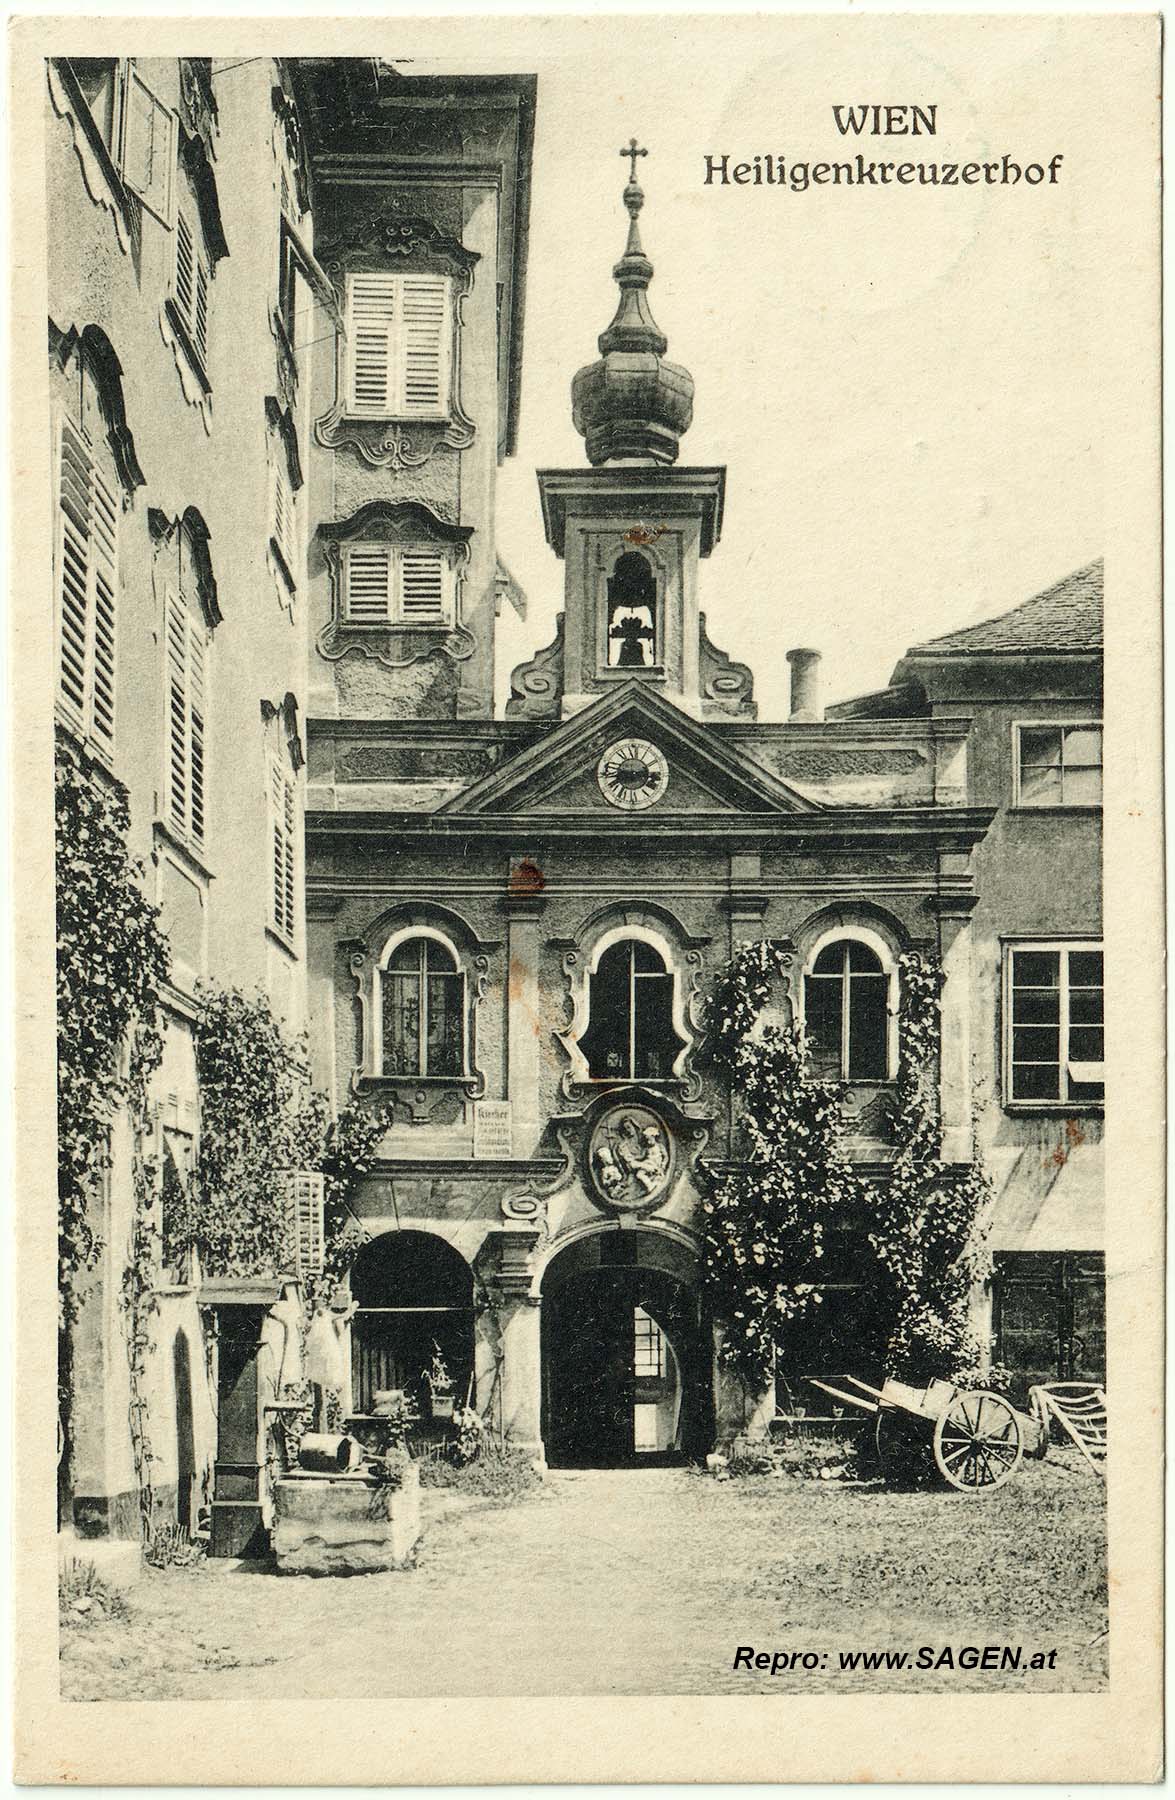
[426, 19, 1107, 719]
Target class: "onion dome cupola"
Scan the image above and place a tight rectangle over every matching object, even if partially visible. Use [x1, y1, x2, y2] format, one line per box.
[571, 141, 694, 466]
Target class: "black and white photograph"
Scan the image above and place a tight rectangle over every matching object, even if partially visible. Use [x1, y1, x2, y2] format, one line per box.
[12, 11, 1162, 1785]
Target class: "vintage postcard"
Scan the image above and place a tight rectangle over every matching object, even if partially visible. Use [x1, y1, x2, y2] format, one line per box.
[10, 8, 1162, 1785]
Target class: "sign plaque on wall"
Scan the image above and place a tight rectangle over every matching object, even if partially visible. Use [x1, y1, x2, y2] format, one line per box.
[473, 1099, 513, 1159]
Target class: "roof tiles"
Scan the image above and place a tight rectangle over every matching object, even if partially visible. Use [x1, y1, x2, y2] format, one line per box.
[909, 559, 1103, 656]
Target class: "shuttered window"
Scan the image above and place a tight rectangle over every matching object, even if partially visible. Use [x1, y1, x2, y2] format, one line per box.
[174, 209, 211, 368]
[163, 592, 207, 848]
[345, 273, 451, 418]
[270, 461, 296, 581]
[269, 759, 297, 942]
[56, 416, 118, 753]
[119, 64, 175, 224]
[342, 544, 454, 626]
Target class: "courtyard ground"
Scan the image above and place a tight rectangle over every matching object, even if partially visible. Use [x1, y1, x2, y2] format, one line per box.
[60, 1456, 1107, 1700]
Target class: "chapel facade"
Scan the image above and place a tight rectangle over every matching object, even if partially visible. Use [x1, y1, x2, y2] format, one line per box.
[303, 153, 1104, 1467]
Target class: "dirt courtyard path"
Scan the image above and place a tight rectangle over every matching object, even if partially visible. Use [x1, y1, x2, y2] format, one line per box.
[61, 1462, 1107, 1700]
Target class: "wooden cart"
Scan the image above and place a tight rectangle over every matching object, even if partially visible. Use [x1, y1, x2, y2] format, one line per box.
[806, 1373, 1043, 1493]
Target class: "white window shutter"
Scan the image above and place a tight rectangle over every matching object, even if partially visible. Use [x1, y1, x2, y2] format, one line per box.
[270, 758, 297, 940]
[346, 272, 451, 418]
[120, 66, 175, 225]
[288, 1171, 325, 1278]
[56, 418, 118, 751]
[272, 463, 296, 571]
[164, 591, 207, 845]
[188, 627, 206, 846]
[175, 212, 195, 324]
[56, 425, 91, 723]
[165, 592, 189, 834]
[398, 548, 451, 624]
[344, 544, 394, 623]
[398, 276, 449, 415]
[90, 468, 118, 749]
[347, 273, 397, 415]
[194, 256, 210, 364]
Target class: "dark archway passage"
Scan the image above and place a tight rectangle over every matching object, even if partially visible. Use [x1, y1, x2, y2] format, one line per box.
[350, 1230, 475, 1420]
[541, 1234, 710, 1468]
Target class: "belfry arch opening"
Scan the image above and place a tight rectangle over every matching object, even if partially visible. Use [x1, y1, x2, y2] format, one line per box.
[606, 550, 657, 668]
[349, 1230, 474, 1419]
[541, 1230, 710, 1467]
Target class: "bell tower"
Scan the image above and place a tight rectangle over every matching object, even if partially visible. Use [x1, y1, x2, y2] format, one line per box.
[509, 145, 754, 722]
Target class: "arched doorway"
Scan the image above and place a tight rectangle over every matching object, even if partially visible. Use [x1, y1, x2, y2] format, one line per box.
[350, 1231, 474, 1421]
[541, 1230, 710, 1468]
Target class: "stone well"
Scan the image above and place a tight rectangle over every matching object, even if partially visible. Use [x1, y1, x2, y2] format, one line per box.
[272, 1465, 421, 1576]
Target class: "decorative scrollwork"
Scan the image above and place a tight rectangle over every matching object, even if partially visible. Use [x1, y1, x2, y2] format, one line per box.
[505, 615, 565, 719]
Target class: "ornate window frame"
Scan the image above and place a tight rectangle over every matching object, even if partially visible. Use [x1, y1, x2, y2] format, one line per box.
[556, 908, 708, 1102]
[313, 216, 479, 470]
[159, 128, 229, 427]
[346, 904, 500, 1112]
[317, 500, 475, 671]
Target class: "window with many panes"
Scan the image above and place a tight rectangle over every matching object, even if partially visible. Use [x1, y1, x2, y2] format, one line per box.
[162, 584, 207, 851]
[633, 1308, 665, 1378]
[268, 757, 297, 943]
[343, 543, 455, 628]
[56, 414, 118, 755]
[1014, 723, 1102, 808]
[580, 939, 685, 1081]
[380, 937, 465, 1078]
[803, 939, 891, 1081]
[1005, 943, 1104, 1106]
[345, 272, 452, 419]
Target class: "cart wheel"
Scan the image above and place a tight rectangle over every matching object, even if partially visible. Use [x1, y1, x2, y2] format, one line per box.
[933, 1390, 1022, 1493]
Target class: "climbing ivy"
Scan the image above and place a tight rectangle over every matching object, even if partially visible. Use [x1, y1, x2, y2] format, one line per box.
[162, 985, 388, 1286]
[701, 941, 863, 1391]
[701, 939, 993, 1397]
[189, 986, 306, 1275]
[55, 752, 170, 1326]
[868, 951, 993, 1384]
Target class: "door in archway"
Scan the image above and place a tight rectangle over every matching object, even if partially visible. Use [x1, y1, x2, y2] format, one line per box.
[542, 1258, 705, 1468]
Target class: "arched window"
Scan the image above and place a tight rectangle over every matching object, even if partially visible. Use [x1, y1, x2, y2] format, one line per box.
[804, 939, 891, 1081]
[380, 935, 465, 1077]
[606, 550, 657, 668]
[580, 938, 685, 1081]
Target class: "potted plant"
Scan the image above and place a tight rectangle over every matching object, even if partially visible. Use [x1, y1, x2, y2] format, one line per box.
[425, 1343, 456, 1422]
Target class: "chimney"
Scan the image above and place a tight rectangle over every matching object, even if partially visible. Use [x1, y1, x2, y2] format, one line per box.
[786, 648, 823, 723]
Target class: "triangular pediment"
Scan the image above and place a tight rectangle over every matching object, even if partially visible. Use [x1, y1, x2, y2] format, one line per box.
[441, 684, 819, 818]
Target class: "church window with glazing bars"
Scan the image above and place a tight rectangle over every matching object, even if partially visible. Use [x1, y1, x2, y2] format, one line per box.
[580, 938, 684, 1080]
[380, 935, 466, 1078]
[803, 938, 891, 1081]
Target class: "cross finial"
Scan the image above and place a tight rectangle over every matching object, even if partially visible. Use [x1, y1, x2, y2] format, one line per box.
[620, 137, 648, 183]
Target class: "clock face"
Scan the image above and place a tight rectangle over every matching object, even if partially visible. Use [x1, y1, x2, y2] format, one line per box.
[597, 738, 669, 810]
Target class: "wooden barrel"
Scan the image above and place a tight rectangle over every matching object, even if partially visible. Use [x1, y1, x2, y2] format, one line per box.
[298, 1433, 361, 1473]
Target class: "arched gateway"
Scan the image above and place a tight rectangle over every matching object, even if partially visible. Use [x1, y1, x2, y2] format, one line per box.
[540, 1229, 711, 1468]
